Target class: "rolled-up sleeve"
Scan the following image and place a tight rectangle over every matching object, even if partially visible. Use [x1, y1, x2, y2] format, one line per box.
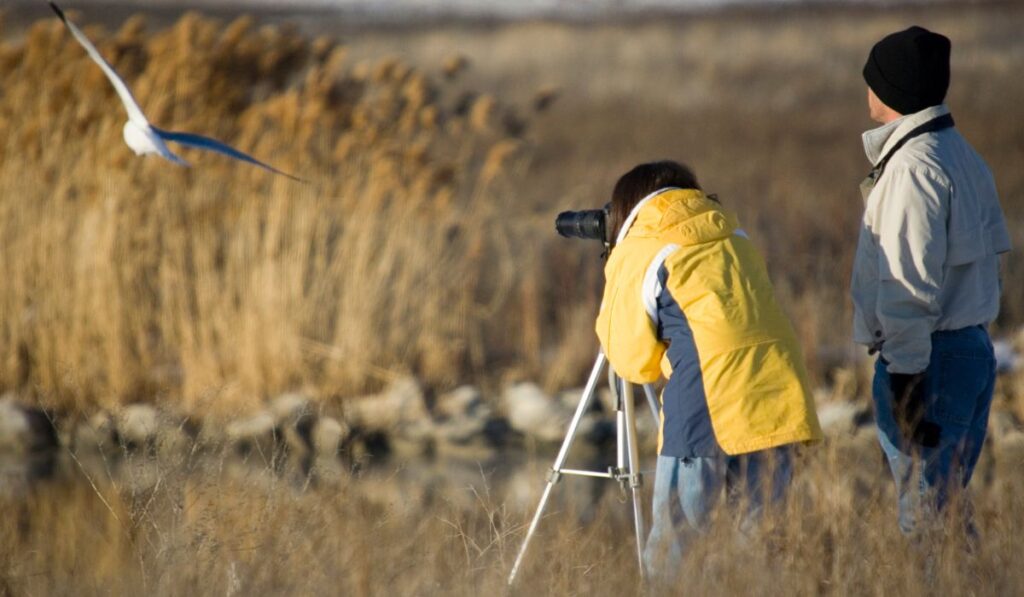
[875, 166, 949, 374]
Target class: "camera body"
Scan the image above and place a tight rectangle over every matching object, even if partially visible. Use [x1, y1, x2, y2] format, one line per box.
[555, 206, 609, 244]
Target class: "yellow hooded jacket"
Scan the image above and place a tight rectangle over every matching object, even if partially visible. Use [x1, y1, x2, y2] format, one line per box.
[596, 188, 822, 456]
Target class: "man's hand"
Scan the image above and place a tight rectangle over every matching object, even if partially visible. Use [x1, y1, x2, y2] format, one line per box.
[890, 372, 941, 448]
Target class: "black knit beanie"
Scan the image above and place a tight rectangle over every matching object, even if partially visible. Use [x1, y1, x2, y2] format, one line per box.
[863, 26, 951, 115]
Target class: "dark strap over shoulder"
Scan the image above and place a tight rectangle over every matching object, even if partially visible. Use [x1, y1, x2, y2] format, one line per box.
[860, 113, 954, 201]
[872, 113, 955, 181]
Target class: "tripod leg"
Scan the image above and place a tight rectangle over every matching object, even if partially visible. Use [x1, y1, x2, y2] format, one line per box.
[616, 387, 627, 475]
[622, 380, 648, 581]
[508, 352, 607, 586]
[642, 383, 661, 428]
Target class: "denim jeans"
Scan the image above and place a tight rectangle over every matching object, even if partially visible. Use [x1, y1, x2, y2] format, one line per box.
[642, 446, 792, 580]
[872, 325, 996, 536]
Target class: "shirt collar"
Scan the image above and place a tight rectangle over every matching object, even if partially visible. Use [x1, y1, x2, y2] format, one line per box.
[862, 104, 950, 166]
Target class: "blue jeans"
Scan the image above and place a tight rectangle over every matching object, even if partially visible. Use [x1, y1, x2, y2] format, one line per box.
[643, 447, 792, 580]
[872, 326, 996, 536]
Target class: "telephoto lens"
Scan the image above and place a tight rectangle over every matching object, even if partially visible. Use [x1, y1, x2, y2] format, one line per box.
[554, 209, 607, 242]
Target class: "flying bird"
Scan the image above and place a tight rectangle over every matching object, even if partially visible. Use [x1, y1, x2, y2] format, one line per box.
[50, 2, 304, 182]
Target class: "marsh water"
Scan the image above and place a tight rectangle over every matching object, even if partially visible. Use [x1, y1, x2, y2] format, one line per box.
[0, 444, 648, 524]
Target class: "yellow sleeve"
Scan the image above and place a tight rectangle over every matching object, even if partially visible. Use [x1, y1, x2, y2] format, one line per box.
[595, 258, 665, 384]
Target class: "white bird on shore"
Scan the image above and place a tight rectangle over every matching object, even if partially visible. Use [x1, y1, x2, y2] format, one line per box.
[50, 2, 304, 182]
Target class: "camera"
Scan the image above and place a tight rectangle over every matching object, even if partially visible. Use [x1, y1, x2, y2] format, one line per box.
[555, 206, 608, 243]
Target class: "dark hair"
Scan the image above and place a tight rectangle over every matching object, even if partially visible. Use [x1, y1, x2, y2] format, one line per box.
[608, 161, 701, 243]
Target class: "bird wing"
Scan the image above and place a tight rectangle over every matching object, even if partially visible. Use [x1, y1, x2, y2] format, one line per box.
[159, 144, 191, 167]
[154, 127, 305, 182]
[50, 2, 149, 126]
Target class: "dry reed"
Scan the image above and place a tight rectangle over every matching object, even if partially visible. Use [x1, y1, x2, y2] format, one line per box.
[0, 4, 1022, 420]
[1, 6, 1022, 596]
[0, 11, 550, 417]
[1, 434, 1023, 596]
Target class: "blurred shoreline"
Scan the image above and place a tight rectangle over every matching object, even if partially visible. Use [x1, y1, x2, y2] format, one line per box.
[2, 0, 1013, 33]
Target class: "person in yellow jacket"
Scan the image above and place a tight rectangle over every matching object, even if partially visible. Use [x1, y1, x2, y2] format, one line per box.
[595, 160, 822, 579]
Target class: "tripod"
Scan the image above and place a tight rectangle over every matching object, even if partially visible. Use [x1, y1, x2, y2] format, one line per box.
[507, 350, 661, 585]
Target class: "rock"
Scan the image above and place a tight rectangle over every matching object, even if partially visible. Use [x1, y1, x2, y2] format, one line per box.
[503, 382, 570, 443]
[270, 392, 313, 423]
[225, 411, 278, 456]
[342, 376, 436, 457]
[110, 404, 190, 457]
[117, 404, 160, 451]
[557, 387, 593, 412]
[194, 417, 228, 448]
[433, 416, 489, 446]
[0, 398, 31, 455]
[578, 411, 616, 446]
[311, 416, 348, 458]
[285, 412, 351, 458]
[563, 385, 624, 416]
[285, 422, 314, 457]
[434, 386, 487, 420]
[816, 400, 872, 436]
[0, 396, 58, 455]
[346, 376, 434, 447]
[270, 393, 318, 455]
[20, 408, 58, 453]
[433, 386, 494, 446]
[559, 385, 657, 448]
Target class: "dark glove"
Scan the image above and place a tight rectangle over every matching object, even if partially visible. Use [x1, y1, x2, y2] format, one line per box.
[889, 372, 941, 448]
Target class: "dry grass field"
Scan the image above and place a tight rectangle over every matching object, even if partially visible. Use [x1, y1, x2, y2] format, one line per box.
[0, 8, 543, 416]
[1, 5, 1024, 595]
[1, 436, 1023, 596]
[0, 4, 1022, 415]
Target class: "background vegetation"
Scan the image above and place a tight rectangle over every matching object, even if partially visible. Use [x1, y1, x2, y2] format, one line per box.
[1, 4, 1023, 596]
[1, 4, 1022, 417]
[2, 434, 1023, 596]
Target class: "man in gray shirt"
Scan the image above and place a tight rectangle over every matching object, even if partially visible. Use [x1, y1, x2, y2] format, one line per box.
[852, 26, 1011, 537]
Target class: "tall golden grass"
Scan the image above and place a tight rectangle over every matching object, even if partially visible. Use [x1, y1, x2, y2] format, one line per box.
[0, 11, 569, 417]
[2, 435, 1023, 596]
[1, 7, 1022, 596]
[0, 4, 1022, 418]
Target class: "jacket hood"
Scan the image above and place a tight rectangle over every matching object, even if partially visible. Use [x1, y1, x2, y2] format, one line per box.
[620, 188, 738, 246]
[597, 186, 822, 455]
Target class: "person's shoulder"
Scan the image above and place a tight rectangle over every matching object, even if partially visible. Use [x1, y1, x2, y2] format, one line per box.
[906, 127, 995, 181]
[887, 136, 952, 185]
